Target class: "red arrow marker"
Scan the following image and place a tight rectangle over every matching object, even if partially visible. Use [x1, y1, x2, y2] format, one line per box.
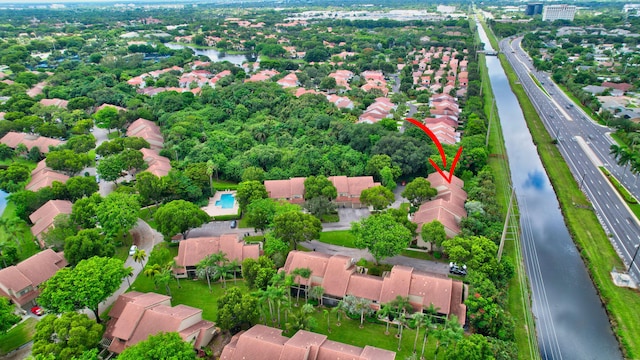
[405, 117, 463, 183]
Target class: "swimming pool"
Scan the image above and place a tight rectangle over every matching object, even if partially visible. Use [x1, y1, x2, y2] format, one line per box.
[215, 193, 236, 209]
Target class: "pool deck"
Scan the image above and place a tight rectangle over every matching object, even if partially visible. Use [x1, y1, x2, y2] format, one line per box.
[202, 190, 239, 217]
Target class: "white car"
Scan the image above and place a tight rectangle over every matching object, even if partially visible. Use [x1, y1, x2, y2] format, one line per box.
[129, 245, 138, 256]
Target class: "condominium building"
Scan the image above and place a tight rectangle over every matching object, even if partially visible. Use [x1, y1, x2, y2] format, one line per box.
[542, 5, 577, 21]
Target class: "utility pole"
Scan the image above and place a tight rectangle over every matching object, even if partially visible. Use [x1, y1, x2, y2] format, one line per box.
[579, 172, 587, 191]
[629, 244, 640, 273]
[498, 187, 515, 262]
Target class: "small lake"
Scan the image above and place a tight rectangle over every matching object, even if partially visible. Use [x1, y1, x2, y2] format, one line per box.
[165, 43, 249, 66]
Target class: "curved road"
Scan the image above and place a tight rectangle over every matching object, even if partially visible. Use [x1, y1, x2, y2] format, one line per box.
[501, 37, 640, 281]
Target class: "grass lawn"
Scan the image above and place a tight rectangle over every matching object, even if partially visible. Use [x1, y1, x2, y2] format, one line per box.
[499, 52, 640, 359]
[1, 201, 40, 261]
[0, 318, 38, 356]
[237, 216, 250, 229]
[400, 249, 444, 262]
[139, 206, 160, 229]
[319, 230, 356, 248]
[212, 180, 238, 191]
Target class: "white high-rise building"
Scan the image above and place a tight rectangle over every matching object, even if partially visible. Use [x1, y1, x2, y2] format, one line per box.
[542, 4, 577, 21]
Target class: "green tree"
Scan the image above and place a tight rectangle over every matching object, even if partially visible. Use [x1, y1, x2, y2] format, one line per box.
[241, 166, 265, 182]
[380, 166, 396, 190]
[154, 200, 210, 239]
[64, 229, 114, 266]
[319, 76, 337, 91]
[65, 176, 99, 201]
[133, 248, 147, 269]
[135, 172, 163, 206]
[245, 198, 277, 232]
[96, 192, 140, 239]
[0, 162, 31, 192]
[38, 257, 130, 323]
[309, 285, 325, 306]
[442, 236, 501, 280]
[32, 312, 102, 360]
[352, 213, 412, 264]
[93, 106, 119, 133]
[445, 334, 495, 360]
[45, 150, 91, 176]
[303, 175, 337, 200]
[117, 332, 196, 360]
[236, 180, 268, 210]
[96, 155, 125, 183]
[70, 193, 102, 229]
[273, 211, 322, 250]
[304, 196, 336, 219]
[421, 220, 447, 248]
[242, 256, 276, 290]
[365, 154, 402, 181]
[216, 287, 259, 331]
[359, 185, 395, 211]
[0, 297, 20, 334]
[401, 177, 437, 207]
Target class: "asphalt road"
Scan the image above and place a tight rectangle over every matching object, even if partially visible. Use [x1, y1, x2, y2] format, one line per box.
[501, 37, 640, 281]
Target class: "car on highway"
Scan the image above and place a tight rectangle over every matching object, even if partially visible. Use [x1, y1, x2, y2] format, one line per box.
[449, 262, 467, 276]
[31, 306, 44, 316]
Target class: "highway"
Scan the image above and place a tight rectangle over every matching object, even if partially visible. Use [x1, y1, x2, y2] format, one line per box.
[500, 37, 640, 282]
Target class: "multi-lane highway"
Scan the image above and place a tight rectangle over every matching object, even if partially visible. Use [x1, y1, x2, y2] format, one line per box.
[501, 37, 640, 281]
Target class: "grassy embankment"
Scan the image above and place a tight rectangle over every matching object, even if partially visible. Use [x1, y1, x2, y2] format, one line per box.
[478, 19, 540, 360]
[0, 318, 38, 356]
[498, 48, 640, 359]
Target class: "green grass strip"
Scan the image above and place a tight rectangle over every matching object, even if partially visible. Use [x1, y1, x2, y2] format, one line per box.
[499, 52, 640, 359]
[0, 318, 38, 355]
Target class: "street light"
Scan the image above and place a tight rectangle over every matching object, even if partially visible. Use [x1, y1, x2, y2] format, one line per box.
[629, 244, 640, 273]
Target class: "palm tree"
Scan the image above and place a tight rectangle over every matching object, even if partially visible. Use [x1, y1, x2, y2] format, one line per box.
[378, 304, 394, 335]
[411, 313, 427, 354]
[419, 314, 433, 360]
[353, 297, 373, 328]
[196, 256, 216, 293]
[156, 268, 172, 296]
[291, 267, 312, 303]
[169, 259, 182, 288]
[397, 313, 407, 351]
[274, 286, 287, 327]
[334, 300, 345, 326]
[323, 309, 331, 333]
[309, 286, 325, 307]
[133, 248, 147, 270]
[143, 263, 163, 290]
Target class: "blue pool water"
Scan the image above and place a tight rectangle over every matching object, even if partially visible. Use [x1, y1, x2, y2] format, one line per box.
[215, 193, 236, 209]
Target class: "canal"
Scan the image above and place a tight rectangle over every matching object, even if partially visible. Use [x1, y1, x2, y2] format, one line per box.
[477, 22, 622, 360]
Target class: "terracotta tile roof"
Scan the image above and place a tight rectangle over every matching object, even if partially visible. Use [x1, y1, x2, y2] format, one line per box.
[95, 103, 127, 113]
[264, 177, 306, 203]
[282, 251, 331, 287]
[282, 251, 465, 323]
[29, 200, 73, 238]
[427, 171, 464, 191]
[139, 148, 171, 177]
[106, 292, 214, 353]
[220, 325, 395, 360]
[0, 132, 63, 154]
[413, 205, 463, 236]
[173, 234, 259, 269]
[0, 249, 67, 307]
[39, 98, 69, 108]
[321, 256, 356, 298]
[27, 81, 46, 97]
[26, 159, 69, 192]
[127, 118, 163, 150]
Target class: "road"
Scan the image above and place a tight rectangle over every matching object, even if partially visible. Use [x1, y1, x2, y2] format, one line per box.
[501, 37, 640, 281]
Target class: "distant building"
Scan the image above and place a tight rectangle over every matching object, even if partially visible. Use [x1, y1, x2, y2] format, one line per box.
[525, 3, 543, 16]
[542, 5, 577, 21]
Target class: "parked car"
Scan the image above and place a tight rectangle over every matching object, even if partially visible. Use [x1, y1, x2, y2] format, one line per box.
[449, 262, 467, 276]
[230, 220, 237, 229]
[31, 306, 44, 316]
[129, 245, 138, 256]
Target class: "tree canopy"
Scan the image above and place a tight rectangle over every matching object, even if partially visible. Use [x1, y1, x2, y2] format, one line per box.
[154, 199, 210, 239]
[216, 287, 260, 331]
[117, 332, 196, 360]
[236, 180, 268, 210]
[96, 192, 140, 238]
[63, 228, 114, 266]
[32, 312, 102, 360]
[0, 297, 20, 334]
[401, 177, 437, 207]
[38, 256, 130, 323]
[303, 175, 337, 200]
[359, 185, 395, 210]
[272, 210, 322, 250]
[352, 213, 413, 264]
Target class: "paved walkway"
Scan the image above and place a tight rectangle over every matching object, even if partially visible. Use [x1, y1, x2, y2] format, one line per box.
[301, 240, 449, 276]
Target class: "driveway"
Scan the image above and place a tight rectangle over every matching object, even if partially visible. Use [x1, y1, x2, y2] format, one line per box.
[301, 240, 449, 276]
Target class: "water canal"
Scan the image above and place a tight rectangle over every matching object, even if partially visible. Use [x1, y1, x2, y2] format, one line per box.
[477, 22, 622, 360]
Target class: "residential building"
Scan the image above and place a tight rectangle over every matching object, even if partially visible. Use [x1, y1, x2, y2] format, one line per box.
[39, 98, 69, 109]
[0, 132, 63, 154]
[264, 177, 306, 204]
[0, 249, 67, 309]
[29, 200, 73, 246]
[411, 172, 467, 247]
[221, 324, 395, 360]
[139, 148, 171, 177]
[126, 118, 164, 151]
[25, 159, 69, 192]
[282, 251, 466, 325]
[264, 176, 379, 208]
[173, 234, 260, 278]
[277, 73, 299, 88]
[103, 292, 215, 354]
[542, 4, 577, 21]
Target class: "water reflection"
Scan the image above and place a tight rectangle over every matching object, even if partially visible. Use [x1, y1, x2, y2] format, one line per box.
[524, 170, 546, 190]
